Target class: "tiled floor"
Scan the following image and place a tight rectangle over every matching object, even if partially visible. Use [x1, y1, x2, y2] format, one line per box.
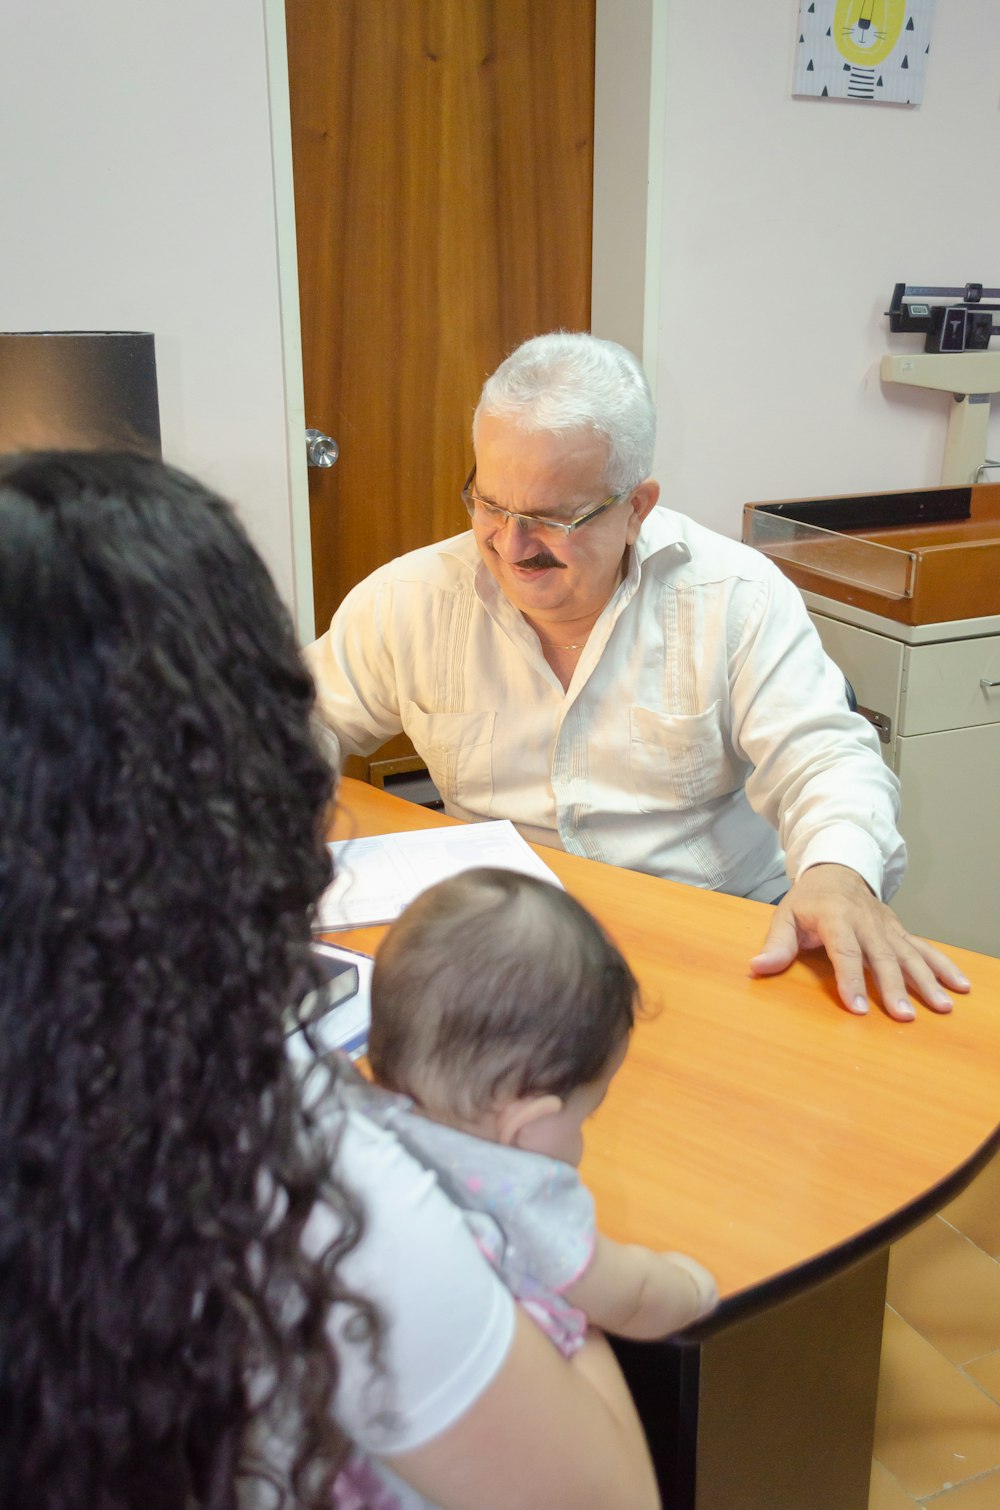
[869, 1150, 1000, 1508]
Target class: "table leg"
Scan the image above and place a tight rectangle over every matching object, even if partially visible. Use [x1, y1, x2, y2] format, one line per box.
[614, 1248, 889, 1510]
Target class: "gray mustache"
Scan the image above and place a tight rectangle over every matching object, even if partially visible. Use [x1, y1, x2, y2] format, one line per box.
[488, 541, 565, 571]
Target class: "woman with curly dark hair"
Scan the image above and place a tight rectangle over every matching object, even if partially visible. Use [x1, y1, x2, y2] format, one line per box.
[0, 451, 658, 1510]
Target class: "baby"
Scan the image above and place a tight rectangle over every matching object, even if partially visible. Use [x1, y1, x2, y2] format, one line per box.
[357, 866, 718, 1356]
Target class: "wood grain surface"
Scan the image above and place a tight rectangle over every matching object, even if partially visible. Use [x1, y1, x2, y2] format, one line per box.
[328, 779, 1000, 1308]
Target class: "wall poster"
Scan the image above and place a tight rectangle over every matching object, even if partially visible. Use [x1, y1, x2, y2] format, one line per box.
[793, 1, 936, 104]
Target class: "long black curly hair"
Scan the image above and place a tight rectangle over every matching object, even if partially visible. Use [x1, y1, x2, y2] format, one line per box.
[0, 452, 373, 1509]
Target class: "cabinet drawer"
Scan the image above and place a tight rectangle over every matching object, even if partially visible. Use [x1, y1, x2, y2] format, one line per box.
[900, 637, 1000, 736]
[893, 723, 1000, 956]
[807, 613, 903, 752]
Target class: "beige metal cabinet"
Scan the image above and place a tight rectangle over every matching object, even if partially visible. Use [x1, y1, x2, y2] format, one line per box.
[803, 592, 1000, 958]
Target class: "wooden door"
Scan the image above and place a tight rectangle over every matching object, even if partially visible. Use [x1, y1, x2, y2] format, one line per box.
[285, 0, 595, 636]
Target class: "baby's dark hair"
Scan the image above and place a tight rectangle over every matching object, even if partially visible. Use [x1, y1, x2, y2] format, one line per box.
[368, 868, 639, 1120]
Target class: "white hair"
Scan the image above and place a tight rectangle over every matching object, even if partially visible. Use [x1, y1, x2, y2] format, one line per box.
[472, 331, 656, 492]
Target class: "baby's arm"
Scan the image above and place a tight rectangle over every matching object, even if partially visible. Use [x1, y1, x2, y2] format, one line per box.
[564, 1233, 719, 1340]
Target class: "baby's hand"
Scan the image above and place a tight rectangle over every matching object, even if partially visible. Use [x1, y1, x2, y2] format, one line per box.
[657, 1251, 719, 1328]
[565, 1234, 719, 1340]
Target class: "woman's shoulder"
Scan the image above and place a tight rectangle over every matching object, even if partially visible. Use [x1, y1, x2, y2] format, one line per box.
[299, 1064, 432, 1220]
[302, 1064, 517, 1458]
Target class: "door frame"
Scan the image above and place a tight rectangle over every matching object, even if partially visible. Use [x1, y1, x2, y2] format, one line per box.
[263, 0, 666, 641]
[263, 0, 314, 643]
[592, 0, 667, 379]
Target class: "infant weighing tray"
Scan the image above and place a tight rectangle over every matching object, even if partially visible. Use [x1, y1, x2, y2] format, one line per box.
[742, 483, 1000, 626]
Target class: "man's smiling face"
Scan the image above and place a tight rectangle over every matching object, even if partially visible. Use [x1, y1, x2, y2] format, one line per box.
[470, 415, 654, 633]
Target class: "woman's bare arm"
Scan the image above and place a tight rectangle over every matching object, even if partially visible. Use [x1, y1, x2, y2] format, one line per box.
[383, 1312, 660, 1510]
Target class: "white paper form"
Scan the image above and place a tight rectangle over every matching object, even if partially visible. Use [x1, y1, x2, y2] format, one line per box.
[314, 820, 563, 931]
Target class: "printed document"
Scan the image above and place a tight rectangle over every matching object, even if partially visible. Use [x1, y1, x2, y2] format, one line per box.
[314, 820, 563, 931]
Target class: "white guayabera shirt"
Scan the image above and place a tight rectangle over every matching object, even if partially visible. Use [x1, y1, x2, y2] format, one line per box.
[306, 508, 904, 905]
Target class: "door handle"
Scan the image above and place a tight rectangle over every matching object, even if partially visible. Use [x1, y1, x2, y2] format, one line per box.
[305, 428, 339, 468]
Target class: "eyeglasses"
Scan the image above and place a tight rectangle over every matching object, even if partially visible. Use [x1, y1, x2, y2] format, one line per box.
[461, 466, 630, 539]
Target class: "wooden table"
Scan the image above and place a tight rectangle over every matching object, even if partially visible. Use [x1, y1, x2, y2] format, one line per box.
[329, 779, 1000, 1510]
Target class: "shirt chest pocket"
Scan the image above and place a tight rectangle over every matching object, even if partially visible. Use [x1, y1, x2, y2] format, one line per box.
[629, 702, 744, 813]
[402, 703, 496, 812]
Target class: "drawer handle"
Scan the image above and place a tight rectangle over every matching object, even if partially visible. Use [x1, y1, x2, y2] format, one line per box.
[982, 678, 1000, 690]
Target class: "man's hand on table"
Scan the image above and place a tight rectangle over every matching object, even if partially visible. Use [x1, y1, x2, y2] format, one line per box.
[749, 862, 971, 1022]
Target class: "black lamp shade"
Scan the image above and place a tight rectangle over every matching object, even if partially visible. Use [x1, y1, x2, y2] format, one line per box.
[0, 331, 161, 458]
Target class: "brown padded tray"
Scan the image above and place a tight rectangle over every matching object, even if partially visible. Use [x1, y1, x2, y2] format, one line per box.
[742, 483, 1000, 625]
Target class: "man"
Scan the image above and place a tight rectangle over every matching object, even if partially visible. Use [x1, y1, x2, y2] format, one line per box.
[306, 332, 969, 1020]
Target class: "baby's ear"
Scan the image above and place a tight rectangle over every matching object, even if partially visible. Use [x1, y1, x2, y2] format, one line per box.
[495, 1094, 564, 1151]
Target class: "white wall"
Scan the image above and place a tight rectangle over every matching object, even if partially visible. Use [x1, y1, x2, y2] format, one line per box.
[0, 0, 307, 621]
[653, 0, 1000, 537]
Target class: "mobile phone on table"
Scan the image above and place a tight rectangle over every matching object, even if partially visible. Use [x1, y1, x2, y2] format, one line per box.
[286, 942, 372, 1062]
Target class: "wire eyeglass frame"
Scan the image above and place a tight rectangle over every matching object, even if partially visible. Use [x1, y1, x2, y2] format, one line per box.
[461, 465, 630, 539]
